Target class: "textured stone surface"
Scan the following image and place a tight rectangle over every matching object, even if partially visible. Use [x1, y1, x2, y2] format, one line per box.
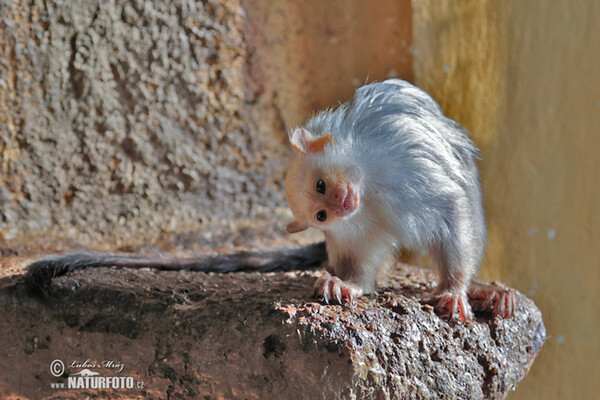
[0, 263, 545, 399]
[0, 0, 288, 244]
[0, 0, 414, 247]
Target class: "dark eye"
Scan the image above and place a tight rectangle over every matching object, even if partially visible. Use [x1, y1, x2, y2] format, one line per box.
[316, 179, 326, 194]
[316, 210, 327, 222]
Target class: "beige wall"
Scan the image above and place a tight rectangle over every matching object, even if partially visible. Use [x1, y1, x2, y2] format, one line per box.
[243, 0, 413, 129]
[413, 1, 600, 398]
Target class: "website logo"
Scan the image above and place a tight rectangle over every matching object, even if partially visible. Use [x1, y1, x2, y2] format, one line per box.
[48, 358, 144, 390]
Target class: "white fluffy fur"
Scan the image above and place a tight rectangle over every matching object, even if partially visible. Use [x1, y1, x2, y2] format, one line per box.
[286, 79, 486, 302]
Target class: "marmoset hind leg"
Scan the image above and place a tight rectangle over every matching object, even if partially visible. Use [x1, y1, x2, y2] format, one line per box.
[424, 216, 515, 321]
[423, 197, 484, 323]
[424, 241, 476, 323]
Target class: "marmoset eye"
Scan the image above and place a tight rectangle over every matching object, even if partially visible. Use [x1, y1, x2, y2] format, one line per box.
[316, 210, 327, 222]
[316, 179, 326, 194]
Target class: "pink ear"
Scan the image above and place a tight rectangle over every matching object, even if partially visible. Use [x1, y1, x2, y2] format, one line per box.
[290, 128, 333, 154]
[286, 220, 309, 234]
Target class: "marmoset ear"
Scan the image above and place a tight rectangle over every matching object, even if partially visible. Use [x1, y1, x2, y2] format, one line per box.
[289, 128, 333, 154]
[286, 220, 309, 234]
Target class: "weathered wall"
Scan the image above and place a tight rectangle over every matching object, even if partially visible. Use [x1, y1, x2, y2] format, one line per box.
[413, 1, 600, 398]
[0, 0, 288, 245]
[0, 0, 413, 247]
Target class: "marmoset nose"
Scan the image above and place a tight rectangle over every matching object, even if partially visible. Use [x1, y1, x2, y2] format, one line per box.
[332, 187, 345, 204]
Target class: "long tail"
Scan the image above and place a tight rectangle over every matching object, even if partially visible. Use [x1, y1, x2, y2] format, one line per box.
[25, 242, 327, 297]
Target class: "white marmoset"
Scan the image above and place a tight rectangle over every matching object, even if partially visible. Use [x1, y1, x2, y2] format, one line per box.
[285, 79, 514, 323]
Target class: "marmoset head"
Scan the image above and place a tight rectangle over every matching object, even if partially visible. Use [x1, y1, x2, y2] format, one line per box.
[285, 128, 362, 234]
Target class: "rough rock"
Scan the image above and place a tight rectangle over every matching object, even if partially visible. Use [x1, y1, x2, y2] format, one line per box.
[0, 263, 545, 399]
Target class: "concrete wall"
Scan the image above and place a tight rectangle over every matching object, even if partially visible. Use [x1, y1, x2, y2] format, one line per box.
[0, 0, 413, 248]
[0, 0, 289, 245]
[413, 1, 599, 398]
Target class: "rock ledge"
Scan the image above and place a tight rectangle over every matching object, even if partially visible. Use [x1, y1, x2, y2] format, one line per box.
[0, 263, 545, 399]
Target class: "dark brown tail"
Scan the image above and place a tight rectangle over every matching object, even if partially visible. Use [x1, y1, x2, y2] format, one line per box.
[25, 242, 327, 297]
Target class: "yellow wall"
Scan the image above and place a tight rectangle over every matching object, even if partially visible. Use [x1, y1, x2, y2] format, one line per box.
[413, 1, 600, 398]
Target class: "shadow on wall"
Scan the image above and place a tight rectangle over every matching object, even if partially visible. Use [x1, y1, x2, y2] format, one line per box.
[243, 0, 414, 129]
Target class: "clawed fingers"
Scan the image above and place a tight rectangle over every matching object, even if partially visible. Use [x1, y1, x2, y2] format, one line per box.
[423, 291, 473, 323]
[423, 292, 473, 323]
[493, 290, 515, 318]
[314, 272, 362, 306]
[469, 283, 516, 318]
